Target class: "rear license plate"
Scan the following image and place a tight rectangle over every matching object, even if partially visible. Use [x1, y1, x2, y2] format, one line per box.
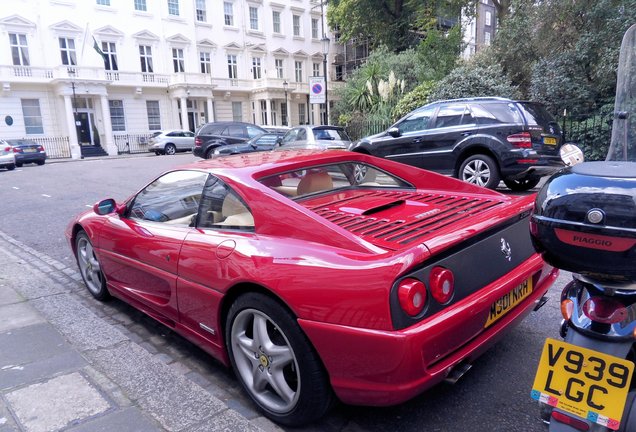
[23, 148, 36, 153]
[484, 277, 532, 328]
[543, 137, 557, 145]
[531, 338, 634, 430]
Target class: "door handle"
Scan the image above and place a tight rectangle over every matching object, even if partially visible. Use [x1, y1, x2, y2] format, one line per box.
[413, 138, 424, 144]
[461, 132, 473, 137]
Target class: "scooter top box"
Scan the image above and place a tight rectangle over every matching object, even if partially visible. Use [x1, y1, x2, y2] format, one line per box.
[530, 161, 636, 283]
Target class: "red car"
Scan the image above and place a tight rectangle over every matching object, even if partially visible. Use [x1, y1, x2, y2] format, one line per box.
[66, 150, 558, 426]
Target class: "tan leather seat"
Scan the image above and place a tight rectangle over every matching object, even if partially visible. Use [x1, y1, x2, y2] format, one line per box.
[218, 194, 254, 227]
[297, 171, 333, 195]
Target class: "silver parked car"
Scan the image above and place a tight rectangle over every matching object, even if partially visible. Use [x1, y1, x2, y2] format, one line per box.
[148, 130, 195, 155]
[0, 143, 16, 171]
[277, 125, 352, 150]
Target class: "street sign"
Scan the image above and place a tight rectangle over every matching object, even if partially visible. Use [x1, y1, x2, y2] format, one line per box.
[309, 76, 326, 104]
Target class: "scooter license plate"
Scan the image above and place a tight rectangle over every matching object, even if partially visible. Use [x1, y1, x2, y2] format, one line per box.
[531, 338, 634, 430]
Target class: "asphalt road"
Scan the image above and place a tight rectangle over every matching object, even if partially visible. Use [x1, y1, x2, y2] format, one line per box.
[0, 154, 565, 432]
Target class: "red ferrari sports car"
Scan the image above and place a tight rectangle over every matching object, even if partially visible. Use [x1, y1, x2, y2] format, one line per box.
[66, 150, 557, 426]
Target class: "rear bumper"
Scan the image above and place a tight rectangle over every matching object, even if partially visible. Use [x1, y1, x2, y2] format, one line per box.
[15, 152, 46, 163]
[501, 153, 564, 180]
[193, 146, 205, 158]
[299, 255, 558, 406]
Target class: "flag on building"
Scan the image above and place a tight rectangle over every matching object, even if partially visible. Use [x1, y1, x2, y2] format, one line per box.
[92, 36, 107, 61]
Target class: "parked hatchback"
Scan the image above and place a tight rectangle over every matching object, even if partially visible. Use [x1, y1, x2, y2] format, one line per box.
[349, 97, 565, 191]
[2, 139, 47, 167]
[148, 130, 195, 155]
[194, 121, 266, 159]
[277, 125, 352, 150]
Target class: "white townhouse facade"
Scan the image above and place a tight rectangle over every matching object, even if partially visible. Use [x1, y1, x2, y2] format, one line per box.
[0, 0, 339, 159]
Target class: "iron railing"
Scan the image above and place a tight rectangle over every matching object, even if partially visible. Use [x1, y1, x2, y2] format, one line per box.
[20, 136, 71, 159]
[113, 133, 154, 154]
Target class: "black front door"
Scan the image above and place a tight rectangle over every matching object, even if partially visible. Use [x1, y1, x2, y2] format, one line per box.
[75, 113, 91, 145]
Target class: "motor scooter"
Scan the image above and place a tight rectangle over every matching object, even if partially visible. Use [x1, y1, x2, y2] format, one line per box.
[529, 24, 636, 431]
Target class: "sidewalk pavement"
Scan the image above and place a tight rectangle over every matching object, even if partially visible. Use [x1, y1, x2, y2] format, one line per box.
[0, 231, 274, 432]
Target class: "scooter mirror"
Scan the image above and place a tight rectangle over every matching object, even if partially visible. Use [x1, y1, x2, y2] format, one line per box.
[559, 143, 585, 166]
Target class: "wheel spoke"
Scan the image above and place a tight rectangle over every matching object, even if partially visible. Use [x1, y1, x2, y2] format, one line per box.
[236, 331, 257, 359]
[267, 367, 295, 403]
[252, 314, 271, 349]
[268, 344, 293, 368]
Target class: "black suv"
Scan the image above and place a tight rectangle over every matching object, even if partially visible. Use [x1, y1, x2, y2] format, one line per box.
[350, 97, 564, 191]
[193, 121, 267, 159]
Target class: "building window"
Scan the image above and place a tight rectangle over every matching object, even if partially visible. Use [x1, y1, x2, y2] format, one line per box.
[335, 64, 344, 81]
[109, 100, 125, 131]
[312, 62, 320, 77]
[167, 0, 179, 15]
[311, 18, 319, 39]
[195, 0, 206, 21]
[146, 100, 161, 130]
[134, 0, 147, 11]
[485, 11, 492, 26]
[21, 99, 44, 134]
[232, 101, 242, 121]
[260, 100, 267, 125]
[172, 48, 185, 72]
[293, 15, 301, 37]
[298, 103, 306, 125]
[96, 0, 110, 5]
[275, 59, 284, 79]
[294, 60, 303, 82]
[139, 45, 153, 73]
[227, 54, 238, 79]
[9, 33, 30, 66]
[252, 57, 262, 79]
[281, 102, 287, 127]
[224, 2, 234, 26]
[249, 6, 259, 31]
[59, 37, 77, 67]
[200, 51, 211, 73]
[102, 42, 118, 71]
[484, 31, 491, 46]
[272, 11, 281, 33]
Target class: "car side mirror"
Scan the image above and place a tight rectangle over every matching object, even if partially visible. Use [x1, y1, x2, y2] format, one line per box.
[387, 127, 401, 138]
[93, 198, 118, 215]
[276, 137, 282, 145]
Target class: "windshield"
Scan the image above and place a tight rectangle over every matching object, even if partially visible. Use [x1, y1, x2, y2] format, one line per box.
[608, 23, 636, 161]
[258, 162, 413, 198]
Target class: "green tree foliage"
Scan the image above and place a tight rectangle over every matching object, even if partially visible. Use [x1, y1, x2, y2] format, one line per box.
[416, 25, 462, 81]
[392, 81, 436, 120]
[328, 0, 468, 52]
[427, 54, 521, 101]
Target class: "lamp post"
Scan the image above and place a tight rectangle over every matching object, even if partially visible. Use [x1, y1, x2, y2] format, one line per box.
[321, 36, 330, 125]
[283, 79, 289, 126]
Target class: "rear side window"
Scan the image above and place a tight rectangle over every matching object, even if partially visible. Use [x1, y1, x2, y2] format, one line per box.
[434, 104, 468, 128]
[247, 125, 264, 138]
[313, 128, 350, 140]
[518, 102, 561, 133]
[200, 125, 223, 135]
[297, 129, 307, 140]
[472, 103, 523, 125]
[225, 125, 245, 137]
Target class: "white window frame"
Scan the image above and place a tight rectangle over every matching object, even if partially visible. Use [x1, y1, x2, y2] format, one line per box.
[224, 2, 234, 26]
[275, 59, 284, 79]
[227, 54, 238, 79]
[200, 51, 211, 73]
[96, 0, 110, 5]
[293, 15, 301, 37]
[167, 0, 179, 16]
[9, 33, 30, 66]
[298, 103, 306, 125]
[172, 48, 185, 72]
[311, 18, 319, 39]
[485, 11, 492, 26]
[294, 60, 303, 82]
[109, 100, 126, 131]
[312, 62, 320, 77]
[484, 31, 491, 46]
[272, 10, 281, 34]
[59, 37, 77, 66]
[134, 0, 147, 11]
[252, 57, 262, 79]
[232, 101, 243, 121]
[146, 100, 161, 130]
[249, 6, 259, 31]
[21, 99, 44, 134]
[102, 41, 118, 71]
[260, 100, 267, 125]
[196, 0, 206, 22]
[139, 45, 153, 73]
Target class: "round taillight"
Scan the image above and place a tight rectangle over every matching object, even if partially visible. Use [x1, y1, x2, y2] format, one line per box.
[429, 267, 454, 304]
[397, 278, 427, 317]
[582, 297, 628, 324]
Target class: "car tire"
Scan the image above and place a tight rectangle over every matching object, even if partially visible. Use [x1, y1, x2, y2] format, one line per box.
[459, 154, 501, 189]
[164, 144, 177, 155]
[205, 148, 216, 159]
[15, 162, 23, 168]
[226, 292, 333, 426]
[6, 164, 15, 171]
[503, 177, 541, 192]
[154, 151, 161, 156]
[36, 160, 45, 166]
[75, 231, 110, 301]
